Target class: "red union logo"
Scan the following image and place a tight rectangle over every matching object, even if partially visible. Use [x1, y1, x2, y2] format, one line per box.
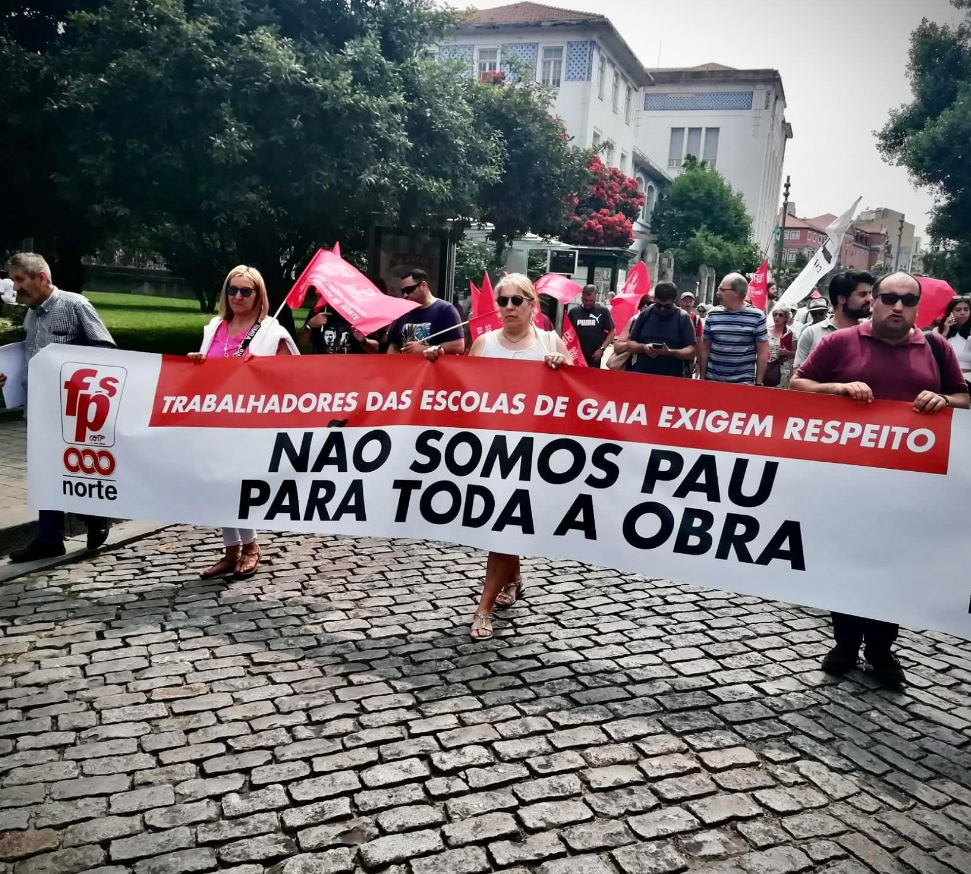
[60, 363, 127, 448]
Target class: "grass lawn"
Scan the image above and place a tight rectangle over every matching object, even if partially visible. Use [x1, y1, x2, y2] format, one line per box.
[0, 291, 214, 356]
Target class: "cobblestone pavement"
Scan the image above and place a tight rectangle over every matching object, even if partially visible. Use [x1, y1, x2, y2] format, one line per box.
[0, 418, 30, 531]
[1, 527, 971, 874]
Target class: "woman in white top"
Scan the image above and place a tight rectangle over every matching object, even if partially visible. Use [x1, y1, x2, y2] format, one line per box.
[188, 265, 299, 580]
[425, 274, 569, 640]
[937, 297, 971, 384]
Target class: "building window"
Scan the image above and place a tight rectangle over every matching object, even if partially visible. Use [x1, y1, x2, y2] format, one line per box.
[620, 152, 629, 175]
[541, 46, 563, 87]
[592, 130, 602, 149]
[668, 128, 684, 168]
[784, 229, 799, 241]
[477, 47, 499, 78]
[685, 127, 702, 160]
[604, 141, 615, 166]
[702, 127, 719, 168]
[598, 53, 606, 99]
[612, 68, 620, 112]
[636, 176, 647, 221]
[786, 249, 798, 263]
[765, 90, 771, 110]
[645, 184, 656, 221]
[625, 84, 633, 125]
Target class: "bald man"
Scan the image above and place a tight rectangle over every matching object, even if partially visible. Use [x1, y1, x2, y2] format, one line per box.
[697, 273, 769, 385]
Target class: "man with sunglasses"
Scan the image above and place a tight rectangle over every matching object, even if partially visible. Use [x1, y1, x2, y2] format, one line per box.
[625, 282, 697, 377]
[792, 271, 969, 686]
[387, 268, 464, 356]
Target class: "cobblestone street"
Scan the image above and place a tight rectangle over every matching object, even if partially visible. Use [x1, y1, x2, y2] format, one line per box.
[1, 527, 970, 874]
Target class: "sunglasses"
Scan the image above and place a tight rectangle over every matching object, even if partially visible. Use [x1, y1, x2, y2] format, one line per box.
[400, 283, 422, 295]
[497, 295, 527, 308]
[654, 299, 674, 308]
[227, 286, 255, 298]
[876, 292, 920, 308]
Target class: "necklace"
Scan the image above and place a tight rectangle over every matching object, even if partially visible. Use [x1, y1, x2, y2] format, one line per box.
[502, 326, 533, 345]
[223, 320, 257, 357]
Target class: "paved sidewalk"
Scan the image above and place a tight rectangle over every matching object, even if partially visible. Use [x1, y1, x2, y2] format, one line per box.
[0, 528, 970, 874]
[0, 417, 30, 532]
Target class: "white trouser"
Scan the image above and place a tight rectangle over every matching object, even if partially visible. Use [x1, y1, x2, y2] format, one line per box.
[222, 528, 257, 548]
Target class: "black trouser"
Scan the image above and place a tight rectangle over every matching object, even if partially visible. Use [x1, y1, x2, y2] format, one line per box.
[37, 511, 105, 545]
[831, 612, 898, 653]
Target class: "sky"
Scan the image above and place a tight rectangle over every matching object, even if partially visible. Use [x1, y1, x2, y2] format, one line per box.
[461, 0, 963, 240]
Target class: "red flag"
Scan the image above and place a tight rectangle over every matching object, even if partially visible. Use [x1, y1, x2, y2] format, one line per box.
[470, 273, 502, 340]
[285, 249, 418, 334]
[535, 273, 584, 305]
[560, 321, 588, 367]
[915, 277, 958, 329]
[749, 260, 770, 310]
[610, 262, 652, 332]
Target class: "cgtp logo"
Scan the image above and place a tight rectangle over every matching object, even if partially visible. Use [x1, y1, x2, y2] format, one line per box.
[60, 364, 127, 477]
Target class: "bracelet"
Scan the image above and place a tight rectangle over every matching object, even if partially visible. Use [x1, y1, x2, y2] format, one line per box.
[942, 394, 951, 408]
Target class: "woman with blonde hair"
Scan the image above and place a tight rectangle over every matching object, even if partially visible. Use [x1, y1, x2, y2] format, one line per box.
[189, 265, 299, 579]
[425, 273, 570, 640]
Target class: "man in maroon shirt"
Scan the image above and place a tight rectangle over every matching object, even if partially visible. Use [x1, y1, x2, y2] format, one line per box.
[792, 272, 969, 686]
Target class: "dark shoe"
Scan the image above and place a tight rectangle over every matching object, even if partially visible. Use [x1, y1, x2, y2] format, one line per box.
[86, 520, 110, 551]
[9, 540, 67, 563]
[865, 648, 906, 687]
[821, 643, 859, 675]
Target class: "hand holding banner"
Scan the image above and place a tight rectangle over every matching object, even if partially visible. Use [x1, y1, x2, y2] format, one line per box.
[283, 248, 419, 335]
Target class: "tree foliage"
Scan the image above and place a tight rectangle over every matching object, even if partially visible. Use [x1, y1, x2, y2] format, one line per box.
[878, 2, 971, 292]
[561, 157, 644, 248]
[651, 156, 760, 277]
[5, 0, 592, 313]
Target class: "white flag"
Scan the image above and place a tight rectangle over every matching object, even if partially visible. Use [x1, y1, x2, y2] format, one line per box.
[779, 197, 862, 307]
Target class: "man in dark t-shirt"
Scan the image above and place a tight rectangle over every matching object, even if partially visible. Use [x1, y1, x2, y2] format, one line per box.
[568, 285, 615, 366]
[388, 268, 465, 355]
[626, 281, 697, 377]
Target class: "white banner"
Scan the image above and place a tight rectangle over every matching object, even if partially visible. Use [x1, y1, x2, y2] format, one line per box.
[27, 345, 971, 639]
[780, 197, 862, 307]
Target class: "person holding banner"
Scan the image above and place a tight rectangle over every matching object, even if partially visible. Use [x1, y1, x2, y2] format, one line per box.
[792, 271, 969, 686]
[425, 274, 568, 640]
[190, 265, 298, 580]
[388, 269, 464, 355]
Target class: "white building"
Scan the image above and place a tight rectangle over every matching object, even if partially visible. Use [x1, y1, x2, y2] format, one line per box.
[438, 3, 791, 259]
[641, 64, 793, 254]
[440, 1, 669, 259]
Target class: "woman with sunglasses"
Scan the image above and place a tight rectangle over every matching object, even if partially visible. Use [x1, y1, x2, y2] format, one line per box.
[188, 265, 299, 580]
[937, 297, 971, 385]
[425, 274, 569, 641]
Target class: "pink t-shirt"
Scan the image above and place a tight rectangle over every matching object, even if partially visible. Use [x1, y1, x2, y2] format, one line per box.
[207, 321, 253, 359]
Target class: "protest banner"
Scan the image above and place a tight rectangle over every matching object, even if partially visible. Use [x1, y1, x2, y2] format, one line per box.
[28, 345, 971, 639]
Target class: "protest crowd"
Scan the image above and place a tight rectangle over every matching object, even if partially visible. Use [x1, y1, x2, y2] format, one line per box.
[2, 249, 969, 689]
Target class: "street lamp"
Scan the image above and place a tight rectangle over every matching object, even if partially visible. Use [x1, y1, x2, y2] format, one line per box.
[776, 176, 791, 278]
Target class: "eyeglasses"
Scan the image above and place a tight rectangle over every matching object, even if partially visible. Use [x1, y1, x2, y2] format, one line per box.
[497, 295, 527, 308]
[400, 283, 422, 295]
[876, 292, 920, 308]
[227, 286, 255, 298]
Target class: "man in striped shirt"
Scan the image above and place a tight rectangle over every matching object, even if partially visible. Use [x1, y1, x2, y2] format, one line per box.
[698, 273, 769, 386]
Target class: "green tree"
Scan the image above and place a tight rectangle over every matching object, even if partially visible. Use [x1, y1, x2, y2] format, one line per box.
[878, 1, 971, 292]
[652, 156, 761, 277]
[471, 70, 592, 251]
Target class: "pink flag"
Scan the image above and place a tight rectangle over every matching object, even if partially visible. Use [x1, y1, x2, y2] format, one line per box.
[561, 321, 588, 367]
[332, 241, 341, 258]
[470, 273, 503, 340]
[610, 262, 652, 332]
[749, 260, 770, 310]
[915, 276, 958, 329]
[285, 249, 418, 334]
[535, 273, 583, 304]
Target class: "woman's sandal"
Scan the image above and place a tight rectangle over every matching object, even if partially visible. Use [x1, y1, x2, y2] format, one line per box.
[470, 612, 494, 640]
[494, 578, 525, 610]
[234, 545, 262, 580]
[200, 552, 240, 579]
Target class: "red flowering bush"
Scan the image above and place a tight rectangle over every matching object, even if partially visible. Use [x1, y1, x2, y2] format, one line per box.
[479, 70, 506, 85]
[561, 157, 644, 247]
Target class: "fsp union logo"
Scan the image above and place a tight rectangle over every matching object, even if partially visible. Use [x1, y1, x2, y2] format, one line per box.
[59, 364, 127, 497]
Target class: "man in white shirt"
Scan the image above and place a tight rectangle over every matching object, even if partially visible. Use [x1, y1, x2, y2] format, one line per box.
[793, 271, 874, 369]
